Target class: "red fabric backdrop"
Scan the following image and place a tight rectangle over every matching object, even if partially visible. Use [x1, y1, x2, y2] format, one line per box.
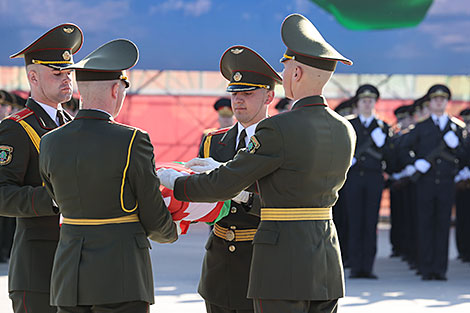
[115, 95, 470, 162]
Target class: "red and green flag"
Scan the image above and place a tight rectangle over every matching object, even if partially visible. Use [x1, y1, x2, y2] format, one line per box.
[310, 0, 434, 30]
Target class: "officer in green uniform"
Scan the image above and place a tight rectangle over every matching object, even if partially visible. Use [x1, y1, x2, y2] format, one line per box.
[158, 13, 356, 313]
[186, 45, 281, 313]
[38, 39, 178, 313]
[0, 23, 83, 313]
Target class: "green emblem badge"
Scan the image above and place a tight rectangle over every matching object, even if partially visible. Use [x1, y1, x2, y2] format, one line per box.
[0, 146, 13, 165]
[247, 136, 261, 154]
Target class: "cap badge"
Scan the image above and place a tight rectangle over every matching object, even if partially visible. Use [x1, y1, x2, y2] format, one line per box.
[63, 27, 74, 34]
[62, 51, 72, 61]
[231, 48, 244, 55]
[233, 72, 242, 82]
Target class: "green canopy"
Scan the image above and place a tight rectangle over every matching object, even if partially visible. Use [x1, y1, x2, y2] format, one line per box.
[310, 0, 434, 30]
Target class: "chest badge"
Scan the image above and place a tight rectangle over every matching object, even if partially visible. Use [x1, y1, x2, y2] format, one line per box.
[247, 136, 260, 154]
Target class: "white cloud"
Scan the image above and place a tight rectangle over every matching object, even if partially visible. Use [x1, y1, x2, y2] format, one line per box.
[0, 0, 129, 32]
[385, 42, 424, 59]
[419, 20, 470, 52]
[427, 0, 470, 16]
[151, 0, 211, 17]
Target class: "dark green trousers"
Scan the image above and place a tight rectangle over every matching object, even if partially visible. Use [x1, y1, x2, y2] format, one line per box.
[10, 291, 56, 313]
[57, 301, 149, 313]
[206, 301, 254, 313]
[253, 299, 338, 313]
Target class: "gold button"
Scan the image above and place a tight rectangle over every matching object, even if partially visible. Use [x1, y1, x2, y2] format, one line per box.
[226, 230, 235, 241]
[230, 225, 237, 230]
[228, 245, 236, 252]
[231, 207, 237, 214]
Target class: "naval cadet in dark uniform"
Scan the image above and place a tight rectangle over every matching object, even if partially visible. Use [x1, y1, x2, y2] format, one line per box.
[158, 13, 356, 313]
[39, 39, 178, 313]
[186, 45, 281, 313]
[344, 84, 391, 279]
[454, 108, 470, 263]
[401, 84, 466, 280]
[0, 24, 83, 313]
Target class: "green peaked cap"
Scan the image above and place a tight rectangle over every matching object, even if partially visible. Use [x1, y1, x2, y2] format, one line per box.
[64, 39, 139, 88]
[281, 13, 352, 71]
[220, 45, 282, 92]
[10, 23, 83, 69]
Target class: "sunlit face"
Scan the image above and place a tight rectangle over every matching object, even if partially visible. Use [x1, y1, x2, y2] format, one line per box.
[356, 97, 376, 116]
[281, 60, 294, 99]
[230, 88, 271, 127]
[429, 96, 448, 115]
[35, 66, 73, 105]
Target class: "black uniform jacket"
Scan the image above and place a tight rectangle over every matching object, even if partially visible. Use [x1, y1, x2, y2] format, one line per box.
[39, 109, 177, 306]
[0, 98, 61, 293]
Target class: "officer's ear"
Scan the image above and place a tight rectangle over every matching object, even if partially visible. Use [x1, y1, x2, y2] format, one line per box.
[293, 66, 302, 82]
[27, 66, 39, 87]
[264, 90, 275, 105]
[111, 82, 120, 99]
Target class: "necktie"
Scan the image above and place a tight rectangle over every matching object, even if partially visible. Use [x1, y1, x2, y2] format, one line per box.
[434, 117, 441, 131]
[237, 129, 247, 152]
[56, 109, 66, 126]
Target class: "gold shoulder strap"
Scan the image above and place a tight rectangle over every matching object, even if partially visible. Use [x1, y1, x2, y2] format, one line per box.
[203, 135, 212, 158]
[18, 120, 41, 153]
[121, 129, 139, 213]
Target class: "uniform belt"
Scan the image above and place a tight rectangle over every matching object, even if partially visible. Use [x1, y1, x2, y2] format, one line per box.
[213, 223, 257, 242]
[62, 213, 139, 226]
[261, 208, 332, 221]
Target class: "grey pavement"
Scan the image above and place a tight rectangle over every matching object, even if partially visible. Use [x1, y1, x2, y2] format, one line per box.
[0, 222, 469, 312]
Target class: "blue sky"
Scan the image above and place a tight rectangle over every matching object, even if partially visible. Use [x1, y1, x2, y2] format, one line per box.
[1, 0, 469, 74]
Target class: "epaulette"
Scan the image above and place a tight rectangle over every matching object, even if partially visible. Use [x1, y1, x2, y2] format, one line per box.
[207, 127, 231, 137]
[5, 107, 34, 122]
[451, 117, 466, 129]
[203, 128, 217, 136]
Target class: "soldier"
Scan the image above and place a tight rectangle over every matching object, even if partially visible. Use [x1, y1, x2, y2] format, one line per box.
[454, 108, 470, 263]
[401, 84, 465, 280]
[344, 84, 391, 279]
[158, 13, 355, 313]
[38, 39, 178, 313]
[186, 45, 281, 313]
[0, 24, 83, 313]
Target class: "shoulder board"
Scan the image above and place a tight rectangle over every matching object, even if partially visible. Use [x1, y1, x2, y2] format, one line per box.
[451, 117, 466, 129]
[207, 127, 231, 137]
[112, 120, 143, 132]
[5, 107, 34, 122]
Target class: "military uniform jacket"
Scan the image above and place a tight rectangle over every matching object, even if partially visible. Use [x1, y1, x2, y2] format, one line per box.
[198, 125, 261, 309]
[348, 117, 391, 174]
[39, 109, 177, 306]
[401, 116, 465, 184]
[174, 96, 356, 301]
[0, 98, 61, 293]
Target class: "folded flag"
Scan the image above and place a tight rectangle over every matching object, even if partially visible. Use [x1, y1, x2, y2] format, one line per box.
[155, 162, 230, 234]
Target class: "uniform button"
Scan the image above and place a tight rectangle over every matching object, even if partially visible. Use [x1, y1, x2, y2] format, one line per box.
[228, 245, 236, 252]
[360, 171, 364, 176]
[436, 171, 440, 175]
[226, 230, 235, 241]
[435, 179, 440, 184]
[360, 156, 366, 161]
[230, 207, 237, 214]
[230, 225, 237, 230]
[436, 159, 441, 164]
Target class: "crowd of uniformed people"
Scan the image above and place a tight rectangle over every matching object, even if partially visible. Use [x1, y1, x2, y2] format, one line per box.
[333, 83, 470, 281]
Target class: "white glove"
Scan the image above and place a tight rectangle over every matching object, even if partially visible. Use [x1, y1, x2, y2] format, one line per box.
[371, 127, 386, 148]
[174, 221, 182, 236]
[156, 168, 189, 190]
[232, 191, 250, 204]
[455, 166, 470, 183]
[443, 131, 459, 149]
[403, 164, 417, 177]
[351, 157, 357, 166]
[391, 172, 402, 180]
[414, 159, 431, 174]
[185, 157, 222, 173]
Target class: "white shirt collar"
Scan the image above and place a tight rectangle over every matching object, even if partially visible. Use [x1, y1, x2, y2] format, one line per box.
[33, 98, 62, 126]
[237, 122, 259, 148]
[359, 114, 375, 128]
[431, 113, 448, 130]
